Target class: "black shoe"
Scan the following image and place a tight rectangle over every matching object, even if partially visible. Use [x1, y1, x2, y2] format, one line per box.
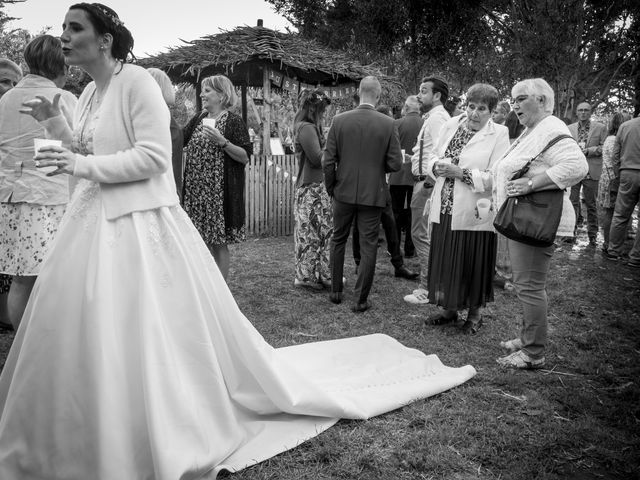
[588, 237, 597, 247]
[561, 236, 576, 244]
[425, 311, 458, 326]
[461, 316, 483, 335]
[603, 250, 620, 260]
[0, 321, 14, 332]
[329, 292, 343, 304]
[394, 266, 419, 280]
[351, 301, 371, 313]
[493, 277, 506, 289]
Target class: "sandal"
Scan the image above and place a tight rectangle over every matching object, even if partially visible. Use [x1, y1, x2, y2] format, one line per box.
[425, 311, 458, 326]
[496, 350, 545, 369]
[500, 338, 522, 353]
[461, 316, 483, 335]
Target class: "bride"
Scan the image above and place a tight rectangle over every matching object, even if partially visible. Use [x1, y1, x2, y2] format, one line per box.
[0, 3, 476, 479]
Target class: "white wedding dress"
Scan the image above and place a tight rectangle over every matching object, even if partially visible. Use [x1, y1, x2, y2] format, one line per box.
[0, 114, 476, 479]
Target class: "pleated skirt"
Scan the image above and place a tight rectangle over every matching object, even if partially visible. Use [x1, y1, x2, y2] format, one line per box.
[428, 213, 496, 311]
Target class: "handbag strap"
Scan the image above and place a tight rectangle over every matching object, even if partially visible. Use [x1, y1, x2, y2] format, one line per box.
[512, 133, 574, 179]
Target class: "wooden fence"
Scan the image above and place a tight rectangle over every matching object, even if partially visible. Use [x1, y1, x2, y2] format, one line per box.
[245, 154, 298, 236]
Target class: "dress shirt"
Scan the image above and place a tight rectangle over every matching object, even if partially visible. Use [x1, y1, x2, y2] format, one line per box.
[411, 105, 450, 177]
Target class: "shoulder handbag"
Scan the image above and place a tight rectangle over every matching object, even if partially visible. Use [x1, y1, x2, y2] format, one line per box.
[493, 134, 574, 247]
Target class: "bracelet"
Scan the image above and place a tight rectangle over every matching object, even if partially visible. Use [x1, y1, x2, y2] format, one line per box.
[219, 139, 230, 148]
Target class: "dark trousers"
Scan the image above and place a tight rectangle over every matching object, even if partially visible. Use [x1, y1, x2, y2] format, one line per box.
[570, 178, 599, 239]
[389, 185, 414, 255]
[352, 201, 403, 270]
[331, 199, 383, 303]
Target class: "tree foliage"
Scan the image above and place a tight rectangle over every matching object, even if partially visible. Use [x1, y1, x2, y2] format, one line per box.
[267, 0, 639, 117]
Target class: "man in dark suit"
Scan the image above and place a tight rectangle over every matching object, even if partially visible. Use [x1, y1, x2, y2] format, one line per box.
[323, 76, 402, 312]
[568, 102, 607, 245]
[390, 95, 424, 257]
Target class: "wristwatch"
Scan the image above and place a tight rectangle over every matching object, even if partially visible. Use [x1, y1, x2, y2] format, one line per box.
[220, 139, 230, 149]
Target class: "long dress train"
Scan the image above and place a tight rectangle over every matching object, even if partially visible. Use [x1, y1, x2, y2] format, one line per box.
[0, 178, 476, 479]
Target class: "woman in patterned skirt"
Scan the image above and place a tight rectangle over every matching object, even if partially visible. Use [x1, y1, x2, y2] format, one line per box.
[0, 36, 77, 329]
[182, 75, 252, 280]
[424, 84, 510, 334]
[293, 89, 332, 289]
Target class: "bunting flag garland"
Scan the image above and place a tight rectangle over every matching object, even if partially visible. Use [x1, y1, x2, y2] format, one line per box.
[268, 67, 356, 99]
[268, 69, 283, 87]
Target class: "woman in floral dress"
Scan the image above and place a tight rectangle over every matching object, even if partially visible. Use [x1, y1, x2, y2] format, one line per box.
[182, 75, 252, 280]
[293, 89, 332, 289]
[597, 112, 631, 253]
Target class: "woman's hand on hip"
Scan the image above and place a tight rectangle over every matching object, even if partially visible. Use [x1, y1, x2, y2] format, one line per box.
[506, 178, 532, 197]
[20, 93, 62, 122]
[34, 145, 76, 176]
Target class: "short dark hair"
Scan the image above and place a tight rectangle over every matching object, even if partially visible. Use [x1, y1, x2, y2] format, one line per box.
[376, 104, 392, 117]
[466, 83, 500, 112]
[421, 76, 449, 103]
[24, 35, 67, 81]
[70, 3, 135, 62]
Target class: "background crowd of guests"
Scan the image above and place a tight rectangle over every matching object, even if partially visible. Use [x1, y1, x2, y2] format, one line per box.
[0, 32, 637, 368]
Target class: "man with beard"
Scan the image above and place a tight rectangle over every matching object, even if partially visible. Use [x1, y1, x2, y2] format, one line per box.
[404, 77, 451, 304]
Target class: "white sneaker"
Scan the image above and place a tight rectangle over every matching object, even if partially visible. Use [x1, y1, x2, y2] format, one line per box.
[403, 288, 429, 304]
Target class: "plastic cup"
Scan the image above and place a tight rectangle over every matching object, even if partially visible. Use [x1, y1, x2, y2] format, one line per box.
[476, 198, 491, 220]
[202, 118, 216, 129]
[34, 138, 62, 154]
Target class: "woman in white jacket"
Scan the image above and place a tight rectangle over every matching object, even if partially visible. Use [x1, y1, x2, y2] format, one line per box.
[424, 83, 510, 334]
[0, 3, 477, 479]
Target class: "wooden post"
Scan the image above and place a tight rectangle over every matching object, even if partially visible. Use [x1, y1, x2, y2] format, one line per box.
[262, 67, 271, 155]
[195, 81, 202, 112]
[241, 84, 247, 124]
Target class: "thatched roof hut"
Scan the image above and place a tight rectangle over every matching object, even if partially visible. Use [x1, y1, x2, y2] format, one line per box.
[139, 23, 397, 89]
[139, 24, 401, 153]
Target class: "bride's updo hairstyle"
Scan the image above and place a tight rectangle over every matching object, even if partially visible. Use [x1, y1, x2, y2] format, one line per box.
[69, 3, 135, 63]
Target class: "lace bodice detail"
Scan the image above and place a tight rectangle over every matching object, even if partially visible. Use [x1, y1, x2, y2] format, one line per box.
[71, 96, 97, 156]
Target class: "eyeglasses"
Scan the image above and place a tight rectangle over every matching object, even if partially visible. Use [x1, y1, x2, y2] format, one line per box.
[511, 95, 530, 105]
[576, 108, 591, 112]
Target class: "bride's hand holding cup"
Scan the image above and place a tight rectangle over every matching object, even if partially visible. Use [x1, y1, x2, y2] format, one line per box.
[34, 144, 76, 177]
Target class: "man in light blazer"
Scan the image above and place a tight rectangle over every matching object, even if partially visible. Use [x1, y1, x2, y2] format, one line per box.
[568, 102, 607, 245]
[323, 76, 402, 312]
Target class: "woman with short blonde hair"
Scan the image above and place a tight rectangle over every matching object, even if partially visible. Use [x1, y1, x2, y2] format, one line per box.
[494, 78, 587, 369]
[182, 74, 252, 280]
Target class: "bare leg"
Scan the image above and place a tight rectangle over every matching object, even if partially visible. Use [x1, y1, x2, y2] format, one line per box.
[209, 244, 230, 280]
[8, 275, 37, 329]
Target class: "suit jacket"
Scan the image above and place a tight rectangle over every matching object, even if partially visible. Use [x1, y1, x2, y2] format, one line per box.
[568, 121, 607, 180]
[322, 104, 402, 207]
[389, 112, 423, 186]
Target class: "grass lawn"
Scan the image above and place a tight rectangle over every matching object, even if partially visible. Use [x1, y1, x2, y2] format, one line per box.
[1, 229, 639, 479]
